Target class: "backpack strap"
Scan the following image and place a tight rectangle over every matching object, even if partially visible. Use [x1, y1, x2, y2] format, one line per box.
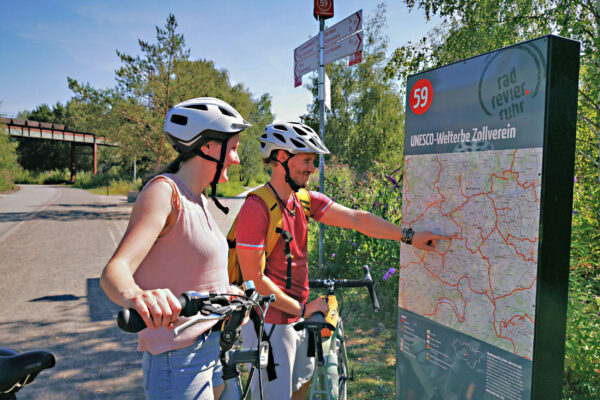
[226, 185, 282, 286]
[250, 309, 278, 381]
[296, 188, 311, 220]
[250, 186, 283, 258]
[227, 186, 312, 287]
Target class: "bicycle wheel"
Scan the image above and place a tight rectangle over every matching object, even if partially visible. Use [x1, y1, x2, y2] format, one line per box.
[335, 319, 348, 400]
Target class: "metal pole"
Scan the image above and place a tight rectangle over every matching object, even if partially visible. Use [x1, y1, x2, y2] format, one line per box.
[597, 0, 600, 188]
[133, 157, 137, 185]
[318, 16, 326, 270]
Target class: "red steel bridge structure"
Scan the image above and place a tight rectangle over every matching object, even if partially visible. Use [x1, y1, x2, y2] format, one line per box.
[1, 117, 117, 182]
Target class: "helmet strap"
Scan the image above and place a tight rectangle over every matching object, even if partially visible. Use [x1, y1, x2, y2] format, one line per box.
[272, 153, 302, 193]
[193, 142, 230, 214]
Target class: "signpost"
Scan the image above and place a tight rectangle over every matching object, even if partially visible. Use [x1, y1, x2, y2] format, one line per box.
[396, 36, 579, 399]
[295, 6, 363, 269]
[294, 9, 362, 87]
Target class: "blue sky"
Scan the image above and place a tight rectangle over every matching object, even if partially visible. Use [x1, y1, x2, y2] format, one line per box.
[0, 1, 439, 122]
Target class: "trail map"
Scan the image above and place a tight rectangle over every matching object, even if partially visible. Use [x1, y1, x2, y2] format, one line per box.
[399, 148, 542, 359]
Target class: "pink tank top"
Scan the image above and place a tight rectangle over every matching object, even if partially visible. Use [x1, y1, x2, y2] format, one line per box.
[133, 174, 229, 355]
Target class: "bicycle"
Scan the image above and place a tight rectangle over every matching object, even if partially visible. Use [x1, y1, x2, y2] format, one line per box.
[294, 264, 380, 400]
[0, 347, 56, 400]
[117, 281, 275, 400]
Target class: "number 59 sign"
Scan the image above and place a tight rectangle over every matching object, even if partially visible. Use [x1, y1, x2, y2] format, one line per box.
[410, 79, 433, 115]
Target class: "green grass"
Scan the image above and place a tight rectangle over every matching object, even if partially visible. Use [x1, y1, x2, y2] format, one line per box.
[344, 315, 396, 399]
[10, 168, 261, 198]
[86, 180, 138, 196]
[214, 180, 247, 197]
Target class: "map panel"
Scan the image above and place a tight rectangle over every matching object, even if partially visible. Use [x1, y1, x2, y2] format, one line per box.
[400, 148, 542, 358]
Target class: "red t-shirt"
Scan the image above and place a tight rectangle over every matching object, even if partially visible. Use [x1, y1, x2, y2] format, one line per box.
[236, 189, 333, 324]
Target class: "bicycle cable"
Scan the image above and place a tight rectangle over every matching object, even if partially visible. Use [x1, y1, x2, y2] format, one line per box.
[215, 292, 268, 400]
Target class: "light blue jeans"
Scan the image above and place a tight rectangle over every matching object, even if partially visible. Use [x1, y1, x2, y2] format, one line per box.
[142, 331, 223, 400]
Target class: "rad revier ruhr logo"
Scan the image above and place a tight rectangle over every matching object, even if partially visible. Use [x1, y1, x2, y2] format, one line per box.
[478, 43, 545, 121]
[410, 78, 433, 115]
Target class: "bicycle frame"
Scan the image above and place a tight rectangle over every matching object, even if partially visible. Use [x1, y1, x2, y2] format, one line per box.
[299, 265, 380, 400]
[309, 316, 350, 400]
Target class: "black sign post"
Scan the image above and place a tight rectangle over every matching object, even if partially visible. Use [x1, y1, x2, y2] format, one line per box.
[396, 36, 579, 400]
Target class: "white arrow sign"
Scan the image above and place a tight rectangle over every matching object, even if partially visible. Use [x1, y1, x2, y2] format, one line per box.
[294, 9, 363, 86]
[323, 9, 362, 49]
[324, 31, 363, 65]
[294, 35, 319, 80]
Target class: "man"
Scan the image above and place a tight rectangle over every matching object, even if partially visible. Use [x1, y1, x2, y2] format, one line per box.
[236, 121, 449, 399]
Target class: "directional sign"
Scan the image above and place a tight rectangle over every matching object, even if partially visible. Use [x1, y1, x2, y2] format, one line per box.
[324, 31, 362, 65]
[294, 35, 319, 84]
[294, 9, 363, 87]
[323, 9, 362, 48]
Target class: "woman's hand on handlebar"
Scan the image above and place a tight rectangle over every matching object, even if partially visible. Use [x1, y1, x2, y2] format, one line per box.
[304, 296, 329, 319]
[125, 288, 182, 330]
[227, 284, 245, 298]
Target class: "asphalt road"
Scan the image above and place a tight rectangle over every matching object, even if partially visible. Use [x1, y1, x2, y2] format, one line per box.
[0, 184, 247, 399]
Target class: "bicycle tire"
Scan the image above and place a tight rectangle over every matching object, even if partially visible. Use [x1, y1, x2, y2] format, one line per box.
[336, 319, 348, 400]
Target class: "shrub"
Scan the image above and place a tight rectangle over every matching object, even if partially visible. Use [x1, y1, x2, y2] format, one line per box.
[563, 175, 600, 399]
[0, 133, 22, 191]
[307, 159, 403, 322]
[14, 168, 70, 184]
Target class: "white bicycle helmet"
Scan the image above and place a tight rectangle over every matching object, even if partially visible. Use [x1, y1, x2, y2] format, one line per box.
[260, 122, 330, 159]
[164, 97, 251, 154]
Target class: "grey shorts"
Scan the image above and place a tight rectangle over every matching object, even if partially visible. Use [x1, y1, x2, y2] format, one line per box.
[242, 322, 315, 400]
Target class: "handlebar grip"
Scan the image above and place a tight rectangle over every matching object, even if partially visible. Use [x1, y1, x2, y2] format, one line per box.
[117, 308, 146, 333]
[362, 265, 380, 312]
[117, 295, 189, 333]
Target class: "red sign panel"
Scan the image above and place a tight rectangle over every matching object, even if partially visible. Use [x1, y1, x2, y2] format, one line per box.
[314, 0, 334, 19]
[409, 78, 433, 115]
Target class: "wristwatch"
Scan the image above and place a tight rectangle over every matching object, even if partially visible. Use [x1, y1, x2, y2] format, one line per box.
[401, 227, 415, 245]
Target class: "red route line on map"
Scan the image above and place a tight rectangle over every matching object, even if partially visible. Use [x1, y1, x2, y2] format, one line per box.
[401, 149, 539, 355]
[404, 157, 413, 210]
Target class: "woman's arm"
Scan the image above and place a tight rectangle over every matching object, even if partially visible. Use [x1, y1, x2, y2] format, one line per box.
[100, 180, 181, 329]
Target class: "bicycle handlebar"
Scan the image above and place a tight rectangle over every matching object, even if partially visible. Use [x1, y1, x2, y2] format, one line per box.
[117, 291, 273, 333]
[309, 265, 380, 312]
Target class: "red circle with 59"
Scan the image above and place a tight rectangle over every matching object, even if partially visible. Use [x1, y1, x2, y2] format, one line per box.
[410, 79, 433, 115]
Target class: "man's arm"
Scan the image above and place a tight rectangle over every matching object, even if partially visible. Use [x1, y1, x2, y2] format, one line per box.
[237, 248, 328, 317]
[318, 202, 450, 250]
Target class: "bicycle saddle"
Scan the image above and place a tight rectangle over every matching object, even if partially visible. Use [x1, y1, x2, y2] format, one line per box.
[0, 348, 55, 394]
[293, 312, 335, 332]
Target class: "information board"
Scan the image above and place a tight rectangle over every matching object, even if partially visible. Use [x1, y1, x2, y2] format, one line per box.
[397, 36, 579, 400]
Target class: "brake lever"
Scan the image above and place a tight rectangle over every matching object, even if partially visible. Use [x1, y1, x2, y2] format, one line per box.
[173, 304, 234, 337]
[174, 313, 224, 337]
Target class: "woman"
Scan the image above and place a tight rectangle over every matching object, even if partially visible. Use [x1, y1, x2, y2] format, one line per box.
[100, 97, 251, 399]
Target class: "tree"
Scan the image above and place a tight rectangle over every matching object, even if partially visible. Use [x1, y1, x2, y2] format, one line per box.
[68, 14, 271, 182]
[69, 14, 188, 170]
[304, 4, 405, 172]
[0, 123, 21, 191]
